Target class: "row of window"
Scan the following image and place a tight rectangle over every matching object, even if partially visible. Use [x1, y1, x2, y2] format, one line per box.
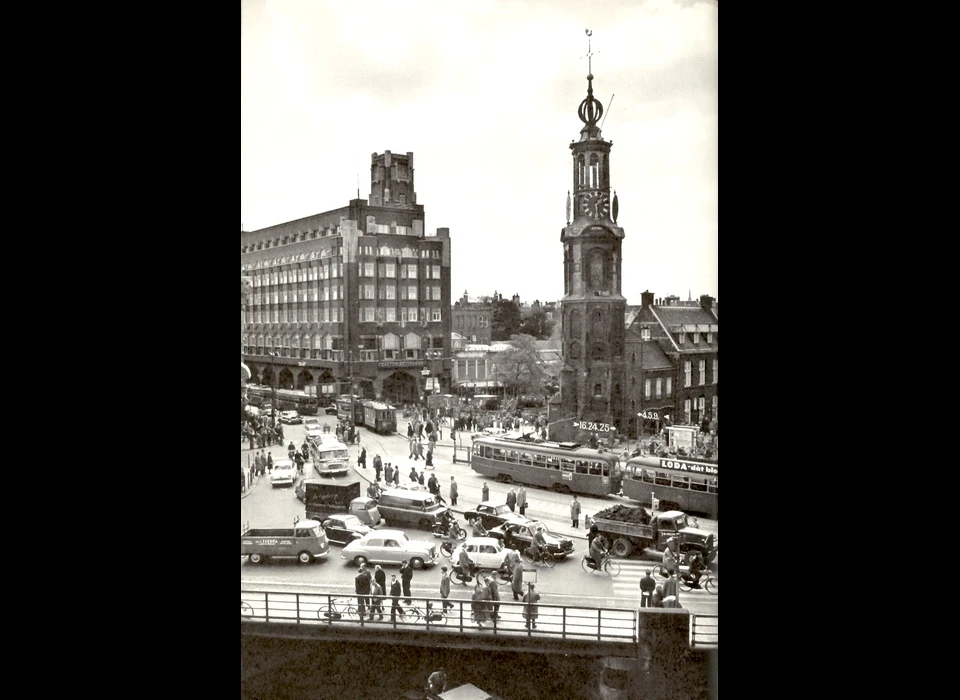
[682, 396, 718, 423]
[250, 285, 345, 304]
[241, 229, 335, 253]
[251, 264, 344, 284]
[245, 346, 431, 361]
[359, 284, 442, 300]
[473, 445, 616, 477]
[244, 304, 443, 324]
[678, 331, 716, 344]
[358, 306, 443, 323]
[683, 360, 719, 387]
[455, 315, 488, 328]
[631, 376, 673, 398]
[357, 263, 442, 279]
[627, 468, 718, 493]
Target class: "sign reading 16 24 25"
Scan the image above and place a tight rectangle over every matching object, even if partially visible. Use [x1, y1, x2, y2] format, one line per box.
[574, 421, 612, 432]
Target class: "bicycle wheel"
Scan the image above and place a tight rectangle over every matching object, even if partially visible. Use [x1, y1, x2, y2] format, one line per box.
[704, 577, 718, 595]
[241, 601, 254, 616]
[401, 606, 422, 624]
[581, 556, 592, 574]
[678, 576, 694, 593]
[542, 552, 556, 569]
[653, 564, 670, 579]
[521, 546, 535, 565]
[440, 541, 454, 558]
[317, 606, 340, 621]
[602, 558, 620, 577]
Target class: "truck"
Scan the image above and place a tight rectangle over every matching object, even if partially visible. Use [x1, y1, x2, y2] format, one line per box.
[296, 477, 381, 527]
[241, 517, 330, 564]
[590, 505, 716, 561]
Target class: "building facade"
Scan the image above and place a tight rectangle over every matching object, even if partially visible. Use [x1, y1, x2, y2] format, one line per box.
[240, 150, 452, 406]
[558, 67, 627, 429]
[451, 291, 493, 345]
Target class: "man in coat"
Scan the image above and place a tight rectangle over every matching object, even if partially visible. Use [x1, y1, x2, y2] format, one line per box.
[517, 486, 527, 516]
[374, 564, 387, 598]
[389, 574, 403, 621]
[485, 575, 501, 620]
[358, 446, 367, 469]
[570, 495, 581, 528]
[400, 559, 414, 605]
[511, 560, 524, 601]
[482, 482, 490, 502]
[506, 488, 517, 513]
[639, 570, 657, 608]
[369, 577, 384, 620]
[373, 454, 383, 482]
[355, 565, 372, 621]
[449, 476, 459, 506]
[439, 566, 453, 611]
[428, 473, 439, 497]
[522, 583, 541, 629]
[384, 461, 394, 485]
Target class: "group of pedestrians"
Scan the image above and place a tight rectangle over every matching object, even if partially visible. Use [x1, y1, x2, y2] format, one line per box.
[438, 562, 540, 630]
[355, 561, 415, 622]
[243, 420, 283, 450]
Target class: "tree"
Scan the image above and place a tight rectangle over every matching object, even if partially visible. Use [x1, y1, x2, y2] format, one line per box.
[518, 308, 555, 339]
[491, 299, 523, 341]
[492, 334, 549, 399]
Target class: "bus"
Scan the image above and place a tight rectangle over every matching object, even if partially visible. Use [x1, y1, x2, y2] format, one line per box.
[470, 434, 623, 497]
[361, 400, 397, 435]
[307, 433, 350, 477]
[621, 456, 718, 519]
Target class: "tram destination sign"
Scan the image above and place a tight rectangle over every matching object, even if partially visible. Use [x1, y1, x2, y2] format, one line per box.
[660, 457, 718, 477]
[573, 421, 613, 432]
[377, 361, 425, 369]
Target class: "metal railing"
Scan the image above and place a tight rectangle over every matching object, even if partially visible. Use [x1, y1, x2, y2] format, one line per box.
[241, 588, 718, 648]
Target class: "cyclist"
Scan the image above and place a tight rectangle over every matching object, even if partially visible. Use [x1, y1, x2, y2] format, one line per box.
[585, 534, 607, 571]
[529, 526, 548, 562]
[470, 517, 488, 537]
[662, 540, 677, 576]
[456, 544, 477, 580]
[682, 551, 707, 589]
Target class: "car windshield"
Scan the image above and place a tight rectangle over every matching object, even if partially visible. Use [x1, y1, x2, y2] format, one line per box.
[496, 505, 510, 514]
[343, 516, 362, 527]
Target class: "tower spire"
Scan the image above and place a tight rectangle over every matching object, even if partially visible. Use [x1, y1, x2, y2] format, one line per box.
[577, 29, 603, 139]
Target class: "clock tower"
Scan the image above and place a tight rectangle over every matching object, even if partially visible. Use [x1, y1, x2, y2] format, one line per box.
[559, 59, 626, 430]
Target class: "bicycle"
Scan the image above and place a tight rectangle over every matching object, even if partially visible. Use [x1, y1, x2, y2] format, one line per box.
[521, 545, 556, 568]
[679, 571, 717, 594]
[400, 601, 447, 625]
[581, 553, 620, 576]
[241, 600, 254, 616]
[316, 597, 360, 622]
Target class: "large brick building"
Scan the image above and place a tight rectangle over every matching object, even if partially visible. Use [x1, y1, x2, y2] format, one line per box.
[240, 150, 452, 406]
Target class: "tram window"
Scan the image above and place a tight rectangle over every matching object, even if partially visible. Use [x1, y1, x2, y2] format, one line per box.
[561, 459, 575, 472]
[519, 452, 532, 466]
[655, 472, 672, 486]
[546, 456, 560, 470]
[642, 469, 655, 483]
[672, 475, 690, 490]
[690, 479, 708, 492]
[492, 449, 505, 461]
[506, 450, 518, 463]
[601, 462, 610, 477]
[575, 460, 588, 474]
[533, 454, 547, 468]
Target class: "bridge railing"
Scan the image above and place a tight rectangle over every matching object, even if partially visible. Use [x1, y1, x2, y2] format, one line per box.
[241, 590, 639, 645]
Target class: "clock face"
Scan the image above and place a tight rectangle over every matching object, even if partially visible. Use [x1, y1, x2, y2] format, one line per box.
[582, 192, 609, 219]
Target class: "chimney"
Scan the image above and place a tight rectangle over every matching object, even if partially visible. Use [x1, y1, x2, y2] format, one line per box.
[641, 290, 654, 307]
[700, 294, 714, 311]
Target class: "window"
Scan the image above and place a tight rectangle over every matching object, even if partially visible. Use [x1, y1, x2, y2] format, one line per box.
[699, 360, 706, 386]
[385, 308, 396, 322]
[594, 383, 602, 396]
[644, 379, 651, 399]
[713, 359, 718, 384]
[362, 284, 374, 300]
[363, 307, 375, 322]
[361, 262, 374, 277]
[431, 265, 441, 279]
[384, 263, 396, 278]
[707, 330, 713, 343]
[684, 361, 692, 387]
[666, 377, 672, 396]
[641, 327, 650, 341]
[386, 286, 396, 300]
[698, 396, 705, 416]
[678, 332, 684, 345]
[656, 378, 662, 397]
[693, 330, 700, 344]
[407, 285, 418, 300]
[684, 399, 691, 423]
[431, 308, 442, 322]
[408, 307, 418, 322]
[402, 264, 417, 279]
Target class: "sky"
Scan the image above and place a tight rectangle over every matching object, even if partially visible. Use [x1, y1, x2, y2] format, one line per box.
[241, 0, 718, 306]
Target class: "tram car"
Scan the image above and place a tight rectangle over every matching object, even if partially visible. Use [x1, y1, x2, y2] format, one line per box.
[335, 395, 365, 425]
[360, 400, 398, 435]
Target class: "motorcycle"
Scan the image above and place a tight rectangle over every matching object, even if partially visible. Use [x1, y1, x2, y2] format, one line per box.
[432, 519, 466, 541]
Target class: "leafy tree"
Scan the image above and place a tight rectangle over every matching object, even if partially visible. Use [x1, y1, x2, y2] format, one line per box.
[518, 308, 555, 339]
[492, 334, 549, 399]
[491, 298, 523, 341]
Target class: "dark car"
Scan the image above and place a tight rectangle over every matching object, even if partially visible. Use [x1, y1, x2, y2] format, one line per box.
[488, 517, 575, 560]
[323, 403, 338, 415]
[463, 501, 516, 531]
[321, 514, 372, 546]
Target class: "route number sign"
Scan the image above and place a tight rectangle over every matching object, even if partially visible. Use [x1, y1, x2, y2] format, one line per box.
[573, 421, 612, 432]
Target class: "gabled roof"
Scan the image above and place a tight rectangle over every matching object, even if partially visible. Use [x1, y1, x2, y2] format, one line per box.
[624, 337, 673, 370]
[653, 306, 717, 327]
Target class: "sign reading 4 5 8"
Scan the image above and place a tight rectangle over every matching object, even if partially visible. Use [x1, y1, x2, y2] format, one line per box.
[574, 421, 612, 432]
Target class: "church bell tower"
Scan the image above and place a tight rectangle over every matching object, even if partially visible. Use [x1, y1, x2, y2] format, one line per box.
[559, 41, 626, 428]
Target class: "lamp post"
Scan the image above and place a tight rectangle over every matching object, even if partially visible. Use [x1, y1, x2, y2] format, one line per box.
[270, 350, 280, 426]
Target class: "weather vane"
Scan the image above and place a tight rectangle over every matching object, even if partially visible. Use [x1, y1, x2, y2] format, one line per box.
[582, 29, 596, 75]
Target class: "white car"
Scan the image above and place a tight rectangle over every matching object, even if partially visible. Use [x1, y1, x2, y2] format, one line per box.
[302, 417, 321, 431]
[450, 537, 510, 571]
[341, 529, 439, 569]
[270, 458, 297, 488]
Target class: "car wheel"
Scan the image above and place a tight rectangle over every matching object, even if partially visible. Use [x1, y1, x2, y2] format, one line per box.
[410, 557, 425, 570]
[354, 555, 368, 566]
[249, 553, 263, 564]
[418, 519, 431, 530]
[298, 551, 313, 564]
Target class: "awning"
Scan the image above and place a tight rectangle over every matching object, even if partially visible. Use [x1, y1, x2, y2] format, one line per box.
[241, 363, 251, 382]
[456, 380, 503, 389]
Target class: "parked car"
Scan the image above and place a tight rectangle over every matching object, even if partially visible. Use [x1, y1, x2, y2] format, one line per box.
[270, 459, 297, 488]
[279, 410, 302, 425]
[321, 514, 373, 546]
[463, 501, 515, 530]
[450, 537, 510, 571]
[340, 529, 439, 569]
[302, 417, 321, 431]
[488, 518, 575, 560]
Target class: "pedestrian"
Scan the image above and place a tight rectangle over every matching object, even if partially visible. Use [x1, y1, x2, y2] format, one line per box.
[374, 564, 386, 596]
[639, 569, 657, 608]
[390, 574, 403, 621]
[355, 565, 372, 621]
[439, 566, 453, 611]
[407, 422, 414, 438]
[570, 495, 581, 528]
[506, 488, 517, 513]
[652, 584, 664, 608]
[427, 668, 447, 695]
[662, 571, 678, 600]
[409, 466, 419, 483]
[418, 470, 425, 487]
[522, 583, 541, 629]
[254, 451, 263, 476]
[471, 579, 489, 628]
[511, 561, 524, 601]
[400, 559, 413, 604]
[482, 482, 490, 503]
[266, 452, 274, 473]
[384, 461, 394, 485]
[248, 430, 256, 451]
[358, 446, 367, 469]
[417, 422, 424, 439]
[485, 575, 501, 620]
[355, 427, 361, 445]
[369, 577, 384, 621]
[415, 440, 424, 461]
[393, 466, 400, 487]
[662, 543, 677, 577]
[517, 486, 527, 516]
[449, 476, 458, 506]
[428, 473, 439, 496]
[425, 447, 433, 467]
[373, 454, 383, 482]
